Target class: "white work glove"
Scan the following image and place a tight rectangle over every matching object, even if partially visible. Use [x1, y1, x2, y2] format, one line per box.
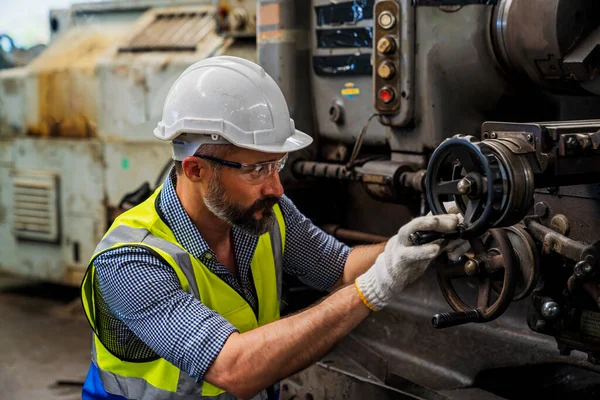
[427, 200, 460, 216]
[355, 214, 462, 311]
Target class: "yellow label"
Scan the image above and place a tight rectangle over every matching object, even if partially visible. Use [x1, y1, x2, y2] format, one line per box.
[258, 30, 282, 41]
[341, 88, 360, 96]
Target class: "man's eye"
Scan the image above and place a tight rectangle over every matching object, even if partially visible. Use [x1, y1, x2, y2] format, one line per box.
[251, 166, 266, 176]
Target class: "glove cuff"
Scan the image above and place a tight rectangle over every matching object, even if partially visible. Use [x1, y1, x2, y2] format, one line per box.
[355, 269, 387, 311]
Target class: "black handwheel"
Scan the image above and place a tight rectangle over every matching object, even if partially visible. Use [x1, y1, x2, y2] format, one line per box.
[425, 135, 507, 237]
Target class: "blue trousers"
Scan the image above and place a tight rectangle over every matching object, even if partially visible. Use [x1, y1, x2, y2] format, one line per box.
[82, 362, 127, 400]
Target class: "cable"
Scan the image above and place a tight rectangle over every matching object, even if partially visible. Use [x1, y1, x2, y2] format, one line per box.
[346, 113, 380, 170]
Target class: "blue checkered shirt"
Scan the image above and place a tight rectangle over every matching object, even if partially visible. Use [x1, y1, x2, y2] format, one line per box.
[94, 169, 350, 381]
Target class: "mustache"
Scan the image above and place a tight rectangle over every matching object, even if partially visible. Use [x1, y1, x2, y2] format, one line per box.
[247, 196, 279, 215]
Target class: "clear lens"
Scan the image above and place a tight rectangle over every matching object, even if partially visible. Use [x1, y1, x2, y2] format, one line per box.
[238, 154, 288, 184]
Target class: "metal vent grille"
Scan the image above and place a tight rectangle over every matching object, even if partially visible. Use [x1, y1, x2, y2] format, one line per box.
[12, 171, 60, 243]
[119, 11, 214, 52]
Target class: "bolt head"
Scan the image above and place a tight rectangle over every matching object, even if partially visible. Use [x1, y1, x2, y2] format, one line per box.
[457, 178, 472, 195]
[565, 136, 579, 149]
[490, 132, 497, 139]
[550, 214, 570, 236]
[575, 261, 593, 277]
[534, 202, 549, 218]
[464, 260, 478, 276]
[542, 301, 560, 319]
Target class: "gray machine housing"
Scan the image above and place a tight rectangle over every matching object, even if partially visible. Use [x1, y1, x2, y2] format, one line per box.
[259, 1, 600, 399]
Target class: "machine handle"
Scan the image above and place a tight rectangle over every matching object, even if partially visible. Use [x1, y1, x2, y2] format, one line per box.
[432, 310, 483, 329]
[409, 228, 462, 245]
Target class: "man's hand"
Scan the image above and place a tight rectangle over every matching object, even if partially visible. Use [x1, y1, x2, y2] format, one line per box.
[355, 214, 461, 311]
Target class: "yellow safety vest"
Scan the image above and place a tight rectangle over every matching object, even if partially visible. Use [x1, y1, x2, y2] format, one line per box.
[81, 186, 285, 399]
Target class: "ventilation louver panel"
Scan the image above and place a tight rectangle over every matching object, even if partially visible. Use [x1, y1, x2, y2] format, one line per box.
[12, 171, 60, 243]
[119, 11, 214, 52]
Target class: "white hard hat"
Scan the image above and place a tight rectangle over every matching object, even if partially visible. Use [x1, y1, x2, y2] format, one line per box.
[154, 56, 313, 161]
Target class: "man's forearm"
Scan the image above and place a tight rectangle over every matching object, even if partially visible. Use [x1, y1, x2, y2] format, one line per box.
[330, 242, 386, 291]
[204, 284, 370, 399]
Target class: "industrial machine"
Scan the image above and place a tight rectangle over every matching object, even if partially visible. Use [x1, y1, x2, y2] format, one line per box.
[0, 0, 256, 285]
[4, 0, 600, 399]
[257, 0, 600, 398]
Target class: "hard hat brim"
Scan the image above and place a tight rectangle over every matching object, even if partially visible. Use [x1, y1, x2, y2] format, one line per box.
[233, 129, 313, 154]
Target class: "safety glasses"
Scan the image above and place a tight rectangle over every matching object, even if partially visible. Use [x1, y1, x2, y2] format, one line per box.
[194, 153, 288, 184]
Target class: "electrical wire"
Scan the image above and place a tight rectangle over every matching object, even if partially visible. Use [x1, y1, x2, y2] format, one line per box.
[346, 113, 380, 170]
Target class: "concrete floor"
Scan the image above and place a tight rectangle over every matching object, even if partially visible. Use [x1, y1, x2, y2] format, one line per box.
[0, 272, 91, 400]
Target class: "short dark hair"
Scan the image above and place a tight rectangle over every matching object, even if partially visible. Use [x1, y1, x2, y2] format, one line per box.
[175, 144, 236, 175]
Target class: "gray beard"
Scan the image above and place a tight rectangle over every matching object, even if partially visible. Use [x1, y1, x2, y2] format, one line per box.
[203, 173, 277, 236]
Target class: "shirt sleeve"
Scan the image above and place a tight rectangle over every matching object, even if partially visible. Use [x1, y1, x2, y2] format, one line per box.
[94, 246, 237, 381]
[278, 194, 351, 291]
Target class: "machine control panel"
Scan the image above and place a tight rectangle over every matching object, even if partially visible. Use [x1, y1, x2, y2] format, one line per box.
[373, 0, 414, 127]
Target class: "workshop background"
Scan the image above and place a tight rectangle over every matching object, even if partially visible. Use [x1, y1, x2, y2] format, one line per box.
[3, 0, 600, 399]
[2, 1, 91, 398]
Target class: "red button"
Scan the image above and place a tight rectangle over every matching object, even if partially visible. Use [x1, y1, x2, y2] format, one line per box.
[379, 88, 395, 104]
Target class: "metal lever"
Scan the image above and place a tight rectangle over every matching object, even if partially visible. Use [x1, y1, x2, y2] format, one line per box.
[409, 228, 462, 245]
[432, 310, 483, 329]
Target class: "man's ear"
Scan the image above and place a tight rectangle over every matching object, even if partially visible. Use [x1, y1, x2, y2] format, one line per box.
[181, 156, 208, 183]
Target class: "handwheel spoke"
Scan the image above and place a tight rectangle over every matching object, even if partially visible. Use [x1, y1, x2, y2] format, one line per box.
[485, 255, 505, 275]
[477, 278, 491, 308]
[455, 148, 477, 172]
[434, 180, 463, 196]
[441, 264, 469, 279]
[469, 237, 486, 254]
[464, 197, 482, 224]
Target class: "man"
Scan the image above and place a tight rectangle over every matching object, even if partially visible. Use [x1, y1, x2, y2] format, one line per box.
[81, 56, 461, 400]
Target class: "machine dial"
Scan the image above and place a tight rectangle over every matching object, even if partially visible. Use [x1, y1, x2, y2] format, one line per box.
[376, 36, 396, 54]
[377, 62, 396, 79]
[378, 11, 396, 29]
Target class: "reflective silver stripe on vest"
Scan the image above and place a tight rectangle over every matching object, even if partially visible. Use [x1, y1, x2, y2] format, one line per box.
[93, 339, 274, 400]
[268, 217, 283, 306]
[93, 225, 202, 300]
[99, 368, 270, 400]
[94, 219, 283, 303]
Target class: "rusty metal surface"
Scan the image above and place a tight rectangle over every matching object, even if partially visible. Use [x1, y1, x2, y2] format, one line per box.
[0, 0, 242, 287]
[526, 219, 588, 261]
[26, 27, 128, 138]
[533, 188, 600, 244]
[119, 10, 214, 52]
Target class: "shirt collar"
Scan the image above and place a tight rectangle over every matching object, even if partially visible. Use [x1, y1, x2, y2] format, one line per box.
[158, 168, 213, 261]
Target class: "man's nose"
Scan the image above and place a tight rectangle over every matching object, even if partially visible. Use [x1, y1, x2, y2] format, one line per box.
[261, 171, 284, 198]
